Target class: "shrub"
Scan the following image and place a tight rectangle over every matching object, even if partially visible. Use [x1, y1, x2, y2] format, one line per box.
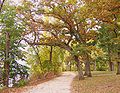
[14, 79, 27, 87]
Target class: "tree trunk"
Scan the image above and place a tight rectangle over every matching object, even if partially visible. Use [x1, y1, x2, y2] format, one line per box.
[116, 62, 120, 75]
[94, 61, 97, 71]
[3, 32, 10, 87]
[74, 55, 84, 80]
[84, 61, 92, 77]
[84, 54, 92, 77]
[4, 61, 10, 87]
[109, 62, 114, 71]
[50, 46, 53, 63]
[70, 62, 72, 71]
[108, 46, 114, 71]
[117, 52, 120, 75]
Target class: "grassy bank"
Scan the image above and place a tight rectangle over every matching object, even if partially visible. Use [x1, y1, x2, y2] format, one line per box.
[71, 71, 120, 93]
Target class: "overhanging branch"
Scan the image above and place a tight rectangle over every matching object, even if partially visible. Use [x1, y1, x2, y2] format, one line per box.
[23, 38, 72, 52]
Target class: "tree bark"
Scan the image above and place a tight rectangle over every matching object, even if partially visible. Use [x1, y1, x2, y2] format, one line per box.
[70, 62, 72, 71]
[116, 52, 120, 75]
[108, 46, 114, 71]
[0, 0, 5, 12]
[84, 61, 92, 77]
[116, 62, 120, 75]
[74, 55, 84, 80]
[3, 32, 10, 87]
[109, 62, 114, 71]
[50, 46, 53, 63]
[94, 61, 97, 71]
[84, 54, 92, 77]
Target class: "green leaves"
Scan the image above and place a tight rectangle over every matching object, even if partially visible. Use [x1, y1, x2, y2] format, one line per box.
[0, 2, 28, 87]
[71, 44, 86, 56]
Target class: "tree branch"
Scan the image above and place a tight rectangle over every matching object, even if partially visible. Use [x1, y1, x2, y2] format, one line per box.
[23, 38, 72, 52]
[0, 0, 5, 12]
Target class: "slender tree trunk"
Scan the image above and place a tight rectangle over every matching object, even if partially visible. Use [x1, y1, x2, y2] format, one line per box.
[3, 32, 10, 87]
[109, 62, 114, 71]
[108, 46, 114, 71]
[74, 55, 84, 80]
[32, 46, 45, 78]
[32, 46, 43, 67]
[94, 61, 97, 71]
[50, 46, 54, 74]
[70, 62, 72, 71]
[116, 52, 120, 75]
[116, 62, 120, 75]
[50, 46, 56, 74]
[50, 46, 53, 63]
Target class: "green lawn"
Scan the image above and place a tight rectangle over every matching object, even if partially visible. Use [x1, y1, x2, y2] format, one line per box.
[71, 71, 120, 93]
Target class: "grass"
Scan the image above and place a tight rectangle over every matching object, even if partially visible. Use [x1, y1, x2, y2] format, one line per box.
[71, 71, 120, 93]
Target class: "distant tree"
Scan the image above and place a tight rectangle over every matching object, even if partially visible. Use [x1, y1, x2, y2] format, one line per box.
[26, 46, 65, 79]
[84, 0, 120, 73]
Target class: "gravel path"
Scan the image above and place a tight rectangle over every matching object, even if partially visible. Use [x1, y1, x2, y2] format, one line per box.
[22, 72, 76, 93]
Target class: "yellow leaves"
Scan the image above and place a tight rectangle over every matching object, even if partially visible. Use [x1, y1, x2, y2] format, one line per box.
[86, 39, 94, 43]
[42, 16, 59, 26]
[43, 16, 49, 24]
[16, 7, 21, 13]
[87, 46, 96, 51]
[44, 6, 50, 13]
[87, 46, 104, 57]
[67, 0, 77, 5]
[117, 22, 120, 25]
[95, 48, 104, 56]
[65, 55, 74, 62]
[53, 5, 65, 14]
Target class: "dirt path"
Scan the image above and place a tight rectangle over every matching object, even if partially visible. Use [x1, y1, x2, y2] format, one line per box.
[22, 72, 76, 93]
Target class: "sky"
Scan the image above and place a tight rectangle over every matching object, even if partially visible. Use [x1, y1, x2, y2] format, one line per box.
[10, 0, 22, 5]
[11, 0, 21, 3]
